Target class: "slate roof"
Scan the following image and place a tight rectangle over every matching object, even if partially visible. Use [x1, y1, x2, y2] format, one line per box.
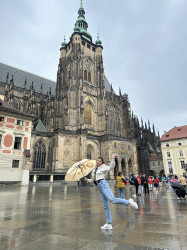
[0, 62, 113, 95]
[0, 62, 56, 96]
[147, 142, 155, 152]
[160, 125, 187, 141]
[104, 75, 113, 93]
[0, 98, 36, 120]
[33, 119, 48, 132]
[149, 156, 163, 161]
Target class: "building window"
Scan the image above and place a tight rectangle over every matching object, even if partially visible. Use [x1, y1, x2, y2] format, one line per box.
[166, 143, 169, 147]
[82, 41, 85, 46]
[33, 140, 46, 169]
[181, 161, 185, 169]
[12, 160, 19, 168]
[168, 161, 173, 173]
[158, 161, 160, 166]
[87, 44, 90, 49]
[178, 142, 182, 146]
[88, 72, 91, 82]
[0, 134, 2, 147]
[168, 161, 172, 168]
[92, 47, 95, 52]
[152, 162, 155, 166]
[0, 117, 4, 122]
[17, 120, 24, 126]
[84, 70, 87, 81]
[87, 149, 91, 160]
[14, 137, 22, 150]
[167, 152, 171, 157]
[84, 104, 92, 124]
[179, 150, 183, 157]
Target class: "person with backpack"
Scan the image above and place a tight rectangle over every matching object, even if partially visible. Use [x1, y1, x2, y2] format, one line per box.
[116, 172, 127, 199]
[153, 176, 159, 193]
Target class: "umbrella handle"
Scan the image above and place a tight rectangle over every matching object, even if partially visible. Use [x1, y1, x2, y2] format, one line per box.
[79, 166, 87, 177]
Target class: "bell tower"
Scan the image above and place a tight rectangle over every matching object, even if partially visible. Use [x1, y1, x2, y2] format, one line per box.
[55, 0, 106, 134]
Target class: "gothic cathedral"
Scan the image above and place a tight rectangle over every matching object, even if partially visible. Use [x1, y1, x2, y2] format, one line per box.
[0, 1, 161, 178]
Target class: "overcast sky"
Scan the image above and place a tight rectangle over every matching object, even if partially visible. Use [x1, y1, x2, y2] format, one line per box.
[0, 0, 187, 136]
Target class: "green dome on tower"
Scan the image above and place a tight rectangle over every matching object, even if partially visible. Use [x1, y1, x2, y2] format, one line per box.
[61, 36, 67, 48]
[95, 34, 102, 46]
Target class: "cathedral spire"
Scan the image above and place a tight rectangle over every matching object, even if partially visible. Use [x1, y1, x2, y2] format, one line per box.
[72, 0, 92, 42]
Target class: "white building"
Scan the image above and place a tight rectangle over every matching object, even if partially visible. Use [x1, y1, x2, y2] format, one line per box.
[160, 125, 187, 176]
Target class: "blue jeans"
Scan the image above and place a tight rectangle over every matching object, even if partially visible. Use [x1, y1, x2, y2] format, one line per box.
[118, 188, 125, 199]
[97, 179, 129, 224]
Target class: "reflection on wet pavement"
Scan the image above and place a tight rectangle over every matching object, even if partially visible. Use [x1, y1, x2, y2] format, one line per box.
[0, 182, 186, 249]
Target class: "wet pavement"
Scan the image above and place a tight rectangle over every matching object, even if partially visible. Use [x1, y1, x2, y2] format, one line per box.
[0, 182, 186, 250]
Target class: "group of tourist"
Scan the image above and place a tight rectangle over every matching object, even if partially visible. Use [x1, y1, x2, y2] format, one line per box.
[116, 173, 161, 198]
[116, 172, 187, 200]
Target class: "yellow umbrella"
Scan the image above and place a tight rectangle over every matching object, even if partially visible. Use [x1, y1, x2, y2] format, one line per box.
[65, 159, 96, 182]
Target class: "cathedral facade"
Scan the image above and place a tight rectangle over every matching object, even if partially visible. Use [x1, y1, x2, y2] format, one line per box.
[0, 2, 161, 179]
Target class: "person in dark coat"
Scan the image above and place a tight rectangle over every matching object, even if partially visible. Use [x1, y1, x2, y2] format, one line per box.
[142, 174, 149, 195]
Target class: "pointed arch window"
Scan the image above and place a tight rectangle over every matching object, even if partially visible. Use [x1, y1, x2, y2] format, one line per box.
[84, 70, 87, 81]
[84, 104, 92, 124]
[33, 140, 46, 169]
[88, 72, 91, 82]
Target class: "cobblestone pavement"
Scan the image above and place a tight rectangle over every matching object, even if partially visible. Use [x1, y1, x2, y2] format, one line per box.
[0, 182, 186, 250]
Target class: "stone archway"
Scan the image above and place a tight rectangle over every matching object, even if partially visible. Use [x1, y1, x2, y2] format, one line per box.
[128, 159, 133, 176]
[87, 144, 95, 160]
[121, 158, 126, 176]
[159, 170, 165, 177]
[150, 170, 156, 177]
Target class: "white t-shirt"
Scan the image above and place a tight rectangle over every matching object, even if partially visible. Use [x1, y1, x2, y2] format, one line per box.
[88, 159, 115, 183]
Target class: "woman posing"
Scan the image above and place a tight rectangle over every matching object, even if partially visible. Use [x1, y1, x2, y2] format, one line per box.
[84, 154, 138, 230]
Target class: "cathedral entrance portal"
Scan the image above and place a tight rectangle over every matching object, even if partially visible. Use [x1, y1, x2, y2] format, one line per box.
[121, 158, 126, 176]
[128, 159, 133, 176]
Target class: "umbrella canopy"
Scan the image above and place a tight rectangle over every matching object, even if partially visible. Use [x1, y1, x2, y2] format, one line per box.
[171, 182, 185, 191]
[65, 159, 96, 182]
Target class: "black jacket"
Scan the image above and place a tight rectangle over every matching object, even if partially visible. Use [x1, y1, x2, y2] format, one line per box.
[141, 177, 148, 185]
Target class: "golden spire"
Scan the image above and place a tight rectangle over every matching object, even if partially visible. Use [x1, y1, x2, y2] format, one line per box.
[80, 0, 83, 3]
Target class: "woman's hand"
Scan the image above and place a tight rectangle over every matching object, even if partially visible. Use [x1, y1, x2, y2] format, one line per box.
[112, 153, 116, 159]
[84, 177, 88, 184]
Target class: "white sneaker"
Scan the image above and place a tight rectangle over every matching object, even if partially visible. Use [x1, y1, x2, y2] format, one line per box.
[101, 223, 113, 230]
[129, 198, 138, 209]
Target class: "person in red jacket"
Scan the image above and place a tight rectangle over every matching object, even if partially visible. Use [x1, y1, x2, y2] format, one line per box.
[152, 176, 159, 193]
[148, 176, 153, 191]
